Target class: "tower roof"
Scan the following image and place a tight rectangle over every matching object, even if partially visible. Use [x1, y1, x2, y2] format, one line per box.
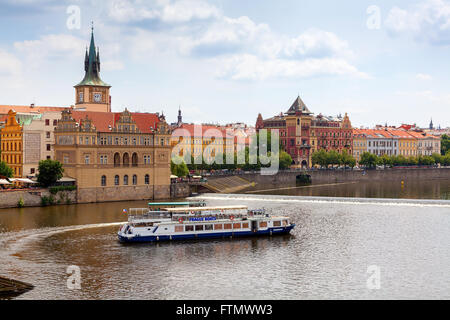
[75, 26, 110, 88]
[286, 95, 312, 115]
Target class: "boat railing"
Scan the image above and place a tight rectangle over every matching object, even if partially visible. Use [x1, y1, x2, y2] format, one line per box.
[128, 208, 172, 221]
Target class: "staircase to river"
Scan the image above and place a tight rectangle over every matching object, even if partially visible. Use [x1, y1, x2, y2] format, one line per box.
[202, 176, 255, 193]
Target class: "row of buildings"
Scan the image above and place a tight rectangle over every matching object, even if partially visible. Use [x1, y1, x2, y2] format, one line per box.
[1, 29, 172, 203]
[256, 96, 442, 167]
[0, 27, 447, 204]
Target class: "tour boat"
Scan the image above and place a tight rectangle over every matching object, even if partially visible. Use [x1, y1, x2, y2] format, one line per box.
[117, 203, 296, 243]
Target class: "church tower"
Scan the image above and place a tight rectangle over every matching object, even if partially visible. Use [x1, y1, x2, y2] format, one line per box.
[74, 26, 111, 112]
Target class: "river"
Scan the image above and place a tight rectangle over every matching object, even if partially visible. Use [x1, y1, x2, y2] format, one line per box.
[0, 180, 449, 299]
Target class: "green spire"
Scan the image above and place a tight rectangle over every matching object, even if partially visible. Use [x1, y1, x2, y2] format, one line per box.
[76, 25, 110, 87]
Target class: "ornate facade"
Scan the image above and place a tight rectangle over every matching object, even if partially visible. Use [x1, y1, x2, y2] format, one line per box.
[0, 110, 23, 177]
[54, 109, 172, 202]
[258, 96, 353, 168]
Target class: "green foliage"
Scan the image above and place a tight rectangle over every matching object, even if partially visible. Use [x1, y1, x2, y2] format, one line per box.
[0, 161, 13, 178]
[312, 149, 356, 168]
[41, 195, 55, 206]
[359, 152, 378, 169]
[17, 197, 24, 208]
[49, 185, 77, 194]
[37, 160, 64, 187]
[441, 134, 450, 155]
[278, 151, 293, 170]
[171, 157, 189, 177]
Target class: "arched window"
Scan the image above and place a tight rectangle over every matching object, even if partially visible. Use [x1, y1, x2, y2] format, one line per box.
[132, 153, 138, 167]
[124, 175, 129, 185]
[101, 175, 107, 186]
[114, 153, 120, 167]
[123, 153, 130, 167]
[114, 175, 119, 186]
[132, 175, 137, 185]
[145, 174, 150, 185]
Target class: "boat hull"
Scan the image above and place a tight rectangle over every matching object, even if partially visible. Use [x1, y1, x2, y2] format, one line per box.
[118, 225, 296, 243]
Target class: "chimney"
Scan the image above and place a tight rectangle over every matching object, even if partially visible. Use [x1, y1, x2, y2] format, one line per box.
[31, 103, 35, 108]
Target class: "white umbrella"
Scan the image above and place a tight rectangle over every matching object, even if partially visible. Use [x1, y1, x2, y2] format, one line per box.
[0, 179, 12, 185]
[170, 175, 178, 179]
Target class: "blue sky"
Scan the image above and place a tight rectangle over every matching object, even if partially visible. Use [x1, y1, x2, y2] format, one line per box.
[1, 0, 450, 129]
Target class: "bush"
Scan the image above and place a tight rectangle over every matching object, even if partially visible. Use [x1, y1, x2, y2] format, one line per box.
[41, 195, 55, 206]
[49, 185, 76, 194]
[17, 197, 24, 208]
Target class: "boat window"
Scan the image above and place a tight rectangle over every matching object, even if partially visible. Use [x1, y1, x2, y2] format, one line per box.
[260, 221, 268, 228]
[214, 224, 223, 230]
[233, 223, 241, 229]
[273, 221, 281, 227]
[224, 223, 232, 230]
[195, 225, 204, 231]
[242, 223, 249, 229]
[185, 225, 194, 232]
[175, 226, 183, 233]
[205, 224, 213, 231]
[283, 220, 288, 226]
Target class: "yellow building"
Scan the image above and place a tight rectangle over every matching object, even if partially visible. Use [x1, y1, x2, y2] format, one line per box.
[171, 124, 237, 164]
[54, 109, 172, 203]
[0, 110, 23, 177]
[387, 129, 417, 157]
[352, 129, 367, 162]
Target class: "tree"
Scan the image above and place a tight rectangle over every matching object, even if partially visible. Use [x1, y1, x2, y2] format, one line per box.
[278, 151, 293, 170]
[441, 134, 450, 155]
[0, 161, 13, 178]
[359, 152, 378, 169]
[36, 160, 64, 187]
[340, 150, 356, 169]
[312, 149, 329, 168]
[171, 157, 189, 177]
[379, 154, 393, 168]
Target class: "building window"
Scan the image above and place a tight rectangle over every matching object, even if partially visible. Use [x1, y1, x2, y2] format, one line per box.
[47, 156, 51, 160]
[45, 119, 50, 126]
[115, 175, 119, 186]
[79, 92, 84, 103]
[123, 153, 130, 167]
[124, 175, 129, 185]
[101, 175, 106, 187]
[63, 155, 69, 164]
[46, 132, 51, 139]
[145, 174, 150, 185]
[132, 175, 137, 185]
[46, 144, 51, 151]
[84, 155, 90, 164]
[53, 120, 58, 126]
[132, 153, 138, 167]
[114, 153, 120, 167]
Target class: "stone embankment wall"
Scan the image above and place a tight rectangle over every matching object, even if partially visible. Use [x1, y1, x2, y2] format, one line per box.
[209, 168, 450, 186]
[0, 183, 191, 209]
[0, 189, 77, 209]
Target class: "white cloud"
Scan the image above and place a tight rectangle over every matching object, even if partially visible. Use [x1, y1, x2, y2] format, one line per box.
[385, 0, 450, 45]
[215, 54, 369, 81]
[107, 0, 219, 24]
[415, 73, 433, 80]
[0, 49, 24, 89]
[14, 34, 85, 67]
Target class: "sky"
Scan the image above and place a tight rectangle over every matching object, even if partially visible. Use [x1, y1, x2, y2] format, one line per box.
[0, 0, 450, 129]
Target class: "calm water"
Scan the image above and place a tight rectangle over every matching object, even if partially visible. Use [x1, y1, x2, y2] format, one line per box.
[1, 182, 450, 299]
[244, 179, 450, 200]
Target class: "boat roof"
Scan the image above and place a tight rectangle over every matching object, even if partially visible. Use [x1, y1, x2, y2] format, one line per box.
[164, 205, 248, 212]
[148, 201, 203, 206]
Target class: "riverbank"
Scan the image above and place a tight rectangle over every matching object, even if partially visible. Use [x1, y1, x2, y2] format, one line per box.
[0, 183, 191, 209]
[212, 167, 450, 186]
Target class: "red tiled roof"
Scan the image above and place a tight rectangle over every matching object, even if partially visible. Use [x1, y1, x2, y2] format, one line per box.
[175, 124, 234, 138]
[0, 105, 66, 115]
[71, 111, 160, 133]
